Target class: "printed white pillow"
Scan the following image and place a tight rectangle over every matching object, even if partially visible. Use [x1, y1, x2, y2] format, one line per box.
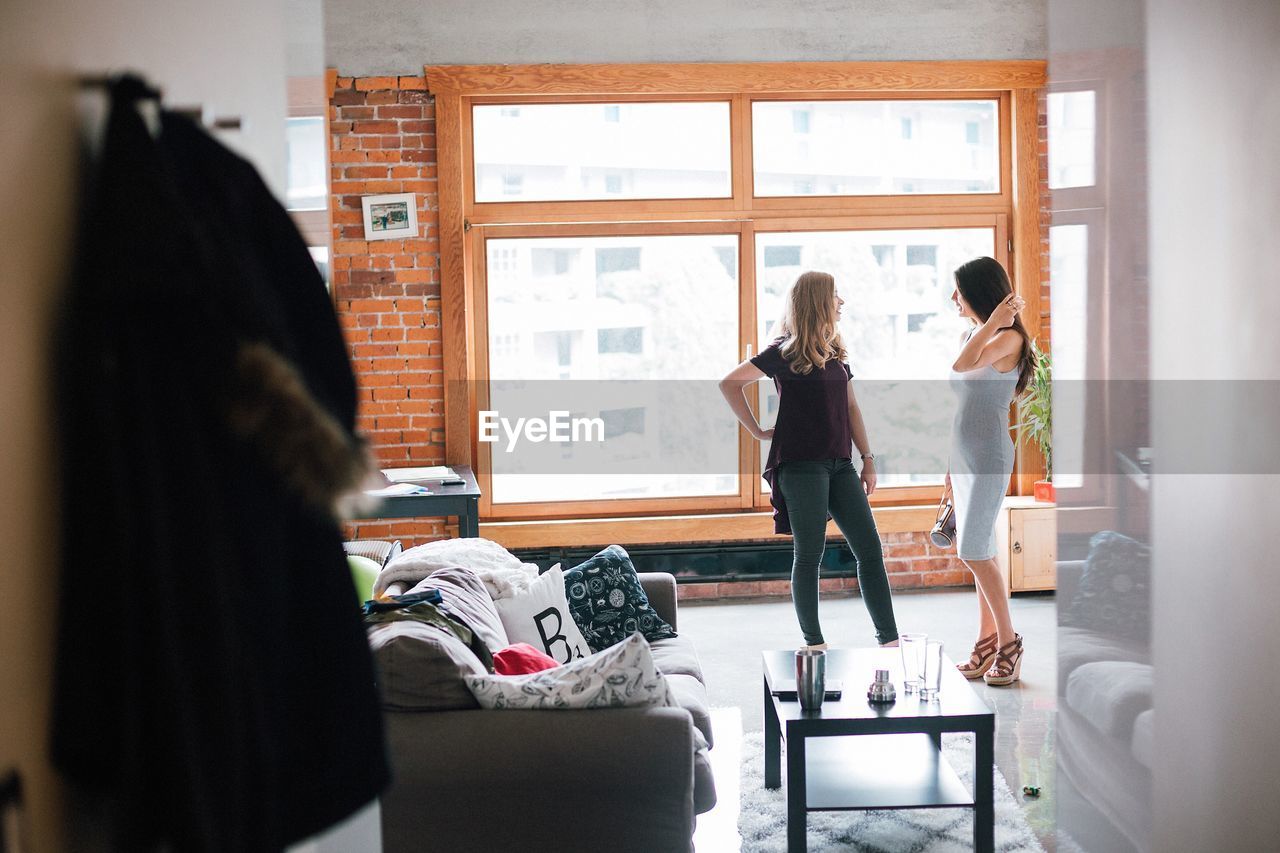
[492, 566, 590, 664]
[465, 632, 675, 710]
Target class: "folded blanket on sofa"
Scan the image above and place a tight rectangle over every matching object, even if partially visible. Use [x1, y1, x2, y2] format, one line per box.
[374, 537, 541, 600]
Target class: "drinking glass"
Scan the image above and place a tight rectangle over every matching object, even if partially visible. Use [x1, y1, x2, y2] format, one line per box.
[795, 648, 827, 710]
[920, 640, 945, 701]
[899, 632, 927, 693]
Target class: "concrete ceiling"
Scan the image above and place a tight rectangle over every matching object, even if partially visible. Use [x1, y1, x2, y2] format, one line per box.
[324, 0, 1047, 76]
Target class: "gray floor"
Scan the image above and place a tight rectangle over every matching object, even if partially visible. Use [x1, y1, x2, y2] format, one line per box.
[681, 587, 1058, 851]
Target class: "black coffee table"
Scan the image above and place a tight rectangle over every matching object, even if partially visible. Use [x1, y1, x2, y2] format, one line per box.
[762, 648, 995, 852]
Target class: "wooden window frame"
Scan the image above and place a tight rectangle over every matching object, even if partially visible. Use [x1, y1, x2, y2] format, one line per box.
[427, 61, 1047, 525]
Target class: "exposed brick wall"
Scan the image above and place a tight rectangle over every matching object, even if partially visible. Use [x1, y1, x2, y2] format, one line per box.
[676, 531, 973, 601]
[329, 75, 448, 543]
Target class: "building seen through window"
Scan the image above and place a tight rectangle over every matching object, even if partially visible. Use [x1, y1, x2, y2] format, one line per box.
[753, 99, 999, 196]
[475, 93, 1009, 505]
[755, 229, 992, 489]
[486, 234, 740, 502]
[474, 102, 733, 202]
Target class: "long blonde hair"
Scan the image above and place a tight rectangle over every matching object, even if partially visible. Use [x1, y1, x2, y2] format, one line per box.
[777, 270, 847, 375]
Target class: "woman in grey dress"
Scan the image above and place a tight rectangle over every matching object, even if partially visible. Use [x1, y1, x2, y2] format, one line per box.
[946, 257, 1033, 686]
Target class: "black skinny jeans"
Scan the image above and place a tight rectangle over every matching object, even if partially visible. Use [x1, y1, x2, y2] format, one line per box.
[777, 458, 899, 646]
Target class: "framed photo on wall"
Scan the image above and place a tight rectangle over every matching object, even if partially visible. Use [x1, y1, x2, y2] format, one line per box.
[361, 192, 418, 241]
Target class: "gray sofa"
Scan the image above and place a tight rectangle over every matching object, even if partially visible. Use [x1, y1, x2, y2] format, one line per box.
[373, 570, 716, 853]
[1057, 555, 1153, 852]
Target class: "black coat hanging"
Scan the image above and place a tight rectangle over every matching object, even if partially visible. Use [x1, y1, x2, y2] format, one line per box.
[52, 77, 389, 853]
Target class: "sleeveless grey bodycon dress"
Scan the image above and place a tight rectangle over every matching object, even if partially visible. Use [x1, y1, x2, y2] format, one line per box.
[949, 336, 1019, 561]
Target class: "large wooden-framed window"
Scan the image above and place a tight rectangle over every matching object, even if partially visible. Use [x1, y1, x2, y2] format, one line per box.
[428, 62, 1046, 525]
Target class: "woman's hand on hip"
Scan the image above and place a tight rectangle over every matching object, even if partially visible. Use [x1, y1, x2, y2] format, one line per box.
[860, 458, 877, 495]
[755, 426, 774, 441]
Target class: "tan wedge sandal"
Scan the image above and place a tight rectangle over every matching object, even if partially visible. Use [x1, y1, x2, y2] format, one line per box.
[983, 634, 1024, 686]
[956, 632, 999, 680]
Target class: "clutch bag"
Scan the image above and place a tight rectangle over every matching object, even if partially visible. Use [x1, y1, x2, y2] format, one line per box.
[930, 494, 957, 549]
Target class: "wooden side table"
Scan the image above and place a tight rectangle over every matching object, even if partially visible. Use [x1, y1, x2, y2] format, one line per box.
[994, 497, 1056, 594]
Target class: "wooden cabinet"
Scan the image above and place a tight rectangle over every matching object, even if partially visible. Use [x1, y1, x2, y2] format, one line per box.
[994, 498, 1056, 594]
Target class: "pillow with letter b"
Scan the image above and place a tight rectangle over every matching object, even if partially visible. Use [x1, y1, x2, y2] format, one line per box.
[492, 566, 590, 664]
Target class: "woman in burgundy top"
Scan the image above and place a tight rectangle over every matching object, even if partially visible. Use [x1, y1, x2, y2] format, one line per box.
[719, 271, 899, 649]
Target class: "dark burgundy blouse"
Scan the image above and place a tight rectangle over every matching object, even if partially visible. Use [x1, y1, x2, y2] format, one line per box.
[750, 339, 855, 534]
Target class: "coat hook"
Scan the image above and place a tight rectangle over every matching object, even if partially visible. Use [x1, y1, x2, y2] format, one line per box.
[170, 104, 210, 124]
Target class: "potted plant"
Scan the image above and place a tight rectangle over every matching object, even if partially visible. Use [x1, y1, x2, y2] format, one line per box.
[1016, 340, 1054, 503]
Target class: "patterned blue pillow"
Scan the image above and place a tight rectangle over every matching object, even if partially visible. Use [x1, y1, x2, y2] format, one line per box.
[1064, 531, 1151, 642]
[562, 545, 677, 652]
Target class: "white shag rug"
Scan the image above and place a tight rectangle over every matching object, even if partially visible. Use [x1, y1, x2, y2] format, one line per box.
[737, 731, 1045, 853]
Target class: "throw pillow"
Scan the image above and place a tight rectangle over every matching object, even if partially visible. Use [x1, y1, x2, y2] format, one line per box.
[562, 544, 677, 652]
[492, 566, 590, 664]
[348, 555, 381, 604]
[493, 642, 561, 675]
[1063, 530, 1151, 642]
[465, 632, 675, 710]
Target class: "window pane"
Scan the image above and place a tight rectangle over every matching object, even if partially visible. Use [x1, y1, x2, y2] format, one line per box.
[286, 117, 328, 210]
[486, 234, 740, 503]
[1048, 90, 1096, 189]
[755, 228, 995, 488]
[1050, 224, 1088, 488]
[307, 246, 329, 284]
[473, 102, 732, 202]
[753, 100, 1000, 196]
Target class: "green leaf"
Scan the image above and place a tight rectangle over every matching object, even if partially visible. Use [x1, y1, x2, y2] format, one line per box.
[1015, 339, 1053, 480]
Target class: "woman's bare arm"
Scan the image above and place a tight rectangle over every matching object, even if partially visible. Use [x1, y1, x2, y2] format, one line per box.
[952, 328, 1021, 373]
[719, 360, 772, 440]
[952, 293, 1025, 372]
[848, 381, 877, 495]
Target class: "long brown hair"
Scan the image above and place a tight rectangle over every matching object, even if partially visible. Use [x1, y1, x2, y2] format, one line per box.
[954, 256, 1034, 394]
[777, 270, 847, 375]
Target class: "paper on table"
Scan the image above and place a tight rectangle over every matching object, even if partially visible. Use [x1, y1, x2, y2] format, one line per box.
[381, 466, 459, 483]
[365, 483, 432, 497]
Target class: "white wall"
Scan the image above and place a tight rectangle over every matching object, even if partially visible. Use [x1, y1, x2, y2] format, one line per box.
[0, 2, 289, 849]
[1148, 0, 1280, 850]
[325, 0, 1047, 75]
